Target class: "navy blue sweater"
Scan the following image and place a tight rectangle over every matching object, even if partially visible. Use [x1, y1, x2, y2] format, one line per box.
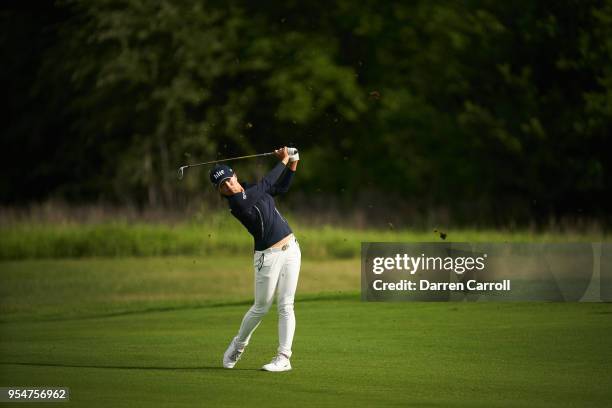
[226, 162, 295, 251]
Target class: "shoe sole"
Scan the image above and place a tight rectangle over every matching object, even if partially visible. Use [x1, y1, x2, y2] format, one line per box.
[261, 366, 292, 372]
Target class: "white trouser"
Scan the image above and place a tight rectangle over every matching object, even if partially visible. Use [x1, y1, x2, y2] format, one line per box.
[234, 236, 301, 358]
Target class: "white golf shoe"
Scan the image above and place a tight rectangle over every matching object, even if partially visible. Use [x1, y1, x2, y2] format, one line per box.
[223, 337, 244, 368]
[261, 354, 292, 372]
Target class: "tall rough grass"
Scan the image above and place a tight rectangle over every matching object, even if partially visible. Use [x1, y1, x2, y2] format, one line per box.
[1, 202, 606, 260]
[1, 220, 606, 260]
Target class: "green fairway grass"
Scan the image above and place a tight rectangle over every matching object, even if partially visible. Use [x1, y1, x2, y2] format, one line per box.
[1, 298, 611, 407]
[1, 257, 611, 407]
[0, 256, 358, 322]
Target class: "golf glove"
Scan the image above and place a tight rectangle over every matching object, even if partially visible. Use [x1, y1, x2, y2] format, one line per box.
[287, 147, 299, 162]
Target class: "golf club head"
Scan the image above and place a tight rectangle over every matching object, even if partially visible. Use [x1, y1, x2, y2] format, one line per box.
[177, 166, 186, 180]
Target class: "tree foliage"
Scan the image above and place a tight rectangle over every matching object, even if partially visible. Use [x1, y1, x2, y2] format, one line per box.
[1, 0, 611, 224]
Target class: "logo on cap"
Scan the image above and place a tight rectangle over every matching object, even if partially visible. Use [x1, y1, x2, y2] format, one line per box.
[210, 164, 234, 187]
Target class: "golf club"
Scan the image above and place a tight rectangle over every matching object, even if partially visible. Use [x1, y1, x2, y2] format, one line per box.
[177, 148, 298, 180]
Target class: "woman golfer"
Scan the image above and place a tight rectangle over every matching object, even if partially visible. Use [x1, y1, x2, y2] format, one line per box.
[210, 146, 300, 372]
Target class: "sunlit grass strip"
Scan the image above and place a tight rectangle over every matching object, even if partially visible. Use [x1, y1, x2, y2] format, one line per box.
[0, 221, 607, 260]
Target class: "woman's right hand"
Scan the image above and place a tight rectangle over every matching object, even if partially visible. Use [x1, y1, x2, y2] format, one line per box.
[274, 147, 290, 164]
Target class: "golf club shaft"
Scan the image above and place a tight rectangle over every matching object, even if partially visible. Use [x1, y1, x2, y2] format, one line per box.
[184, 152, 275, 169]
[177, 148, 297, 180]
